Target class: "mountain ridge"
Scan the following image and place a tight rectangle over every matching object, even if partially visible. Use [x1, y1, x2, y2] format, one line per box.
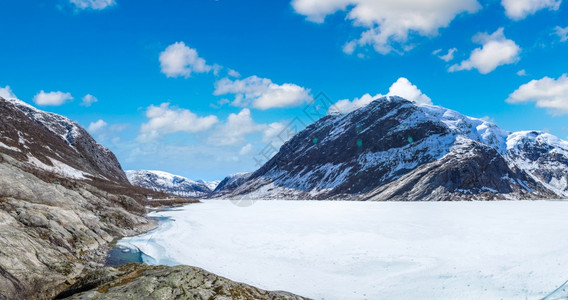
[126, 169, 220, 198]
[212, 96, 568, 201]
[0, 97, 128, 184]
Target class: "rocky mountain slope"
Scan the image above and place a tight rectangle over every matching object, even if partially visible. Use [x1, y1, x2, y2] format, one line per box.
[126, 170, 218, 198]
[0, 98, 128, 184]
[0, 97, 166, 299]
[0, 96, 302, 299]
[213, 172, 251, 196]
[213, 96, 568, 201]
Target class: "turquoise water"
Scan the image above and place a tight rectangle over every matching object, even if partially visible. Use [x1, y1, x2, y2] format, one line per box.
[105, 215, 173, 266]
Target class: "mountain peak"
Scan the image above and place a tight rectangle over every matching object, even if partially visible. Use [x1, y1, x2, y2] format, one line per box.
[213, 96, 568, 200]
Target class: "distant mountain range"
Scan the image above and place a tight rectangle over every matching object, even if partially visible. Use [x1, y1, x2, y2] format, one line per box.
[126, 170, 220, 198]
[211, 96, 568, 201]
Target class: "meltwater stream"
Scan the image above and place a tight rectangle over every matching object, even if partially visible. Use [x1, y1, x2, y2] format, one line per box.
[116, 200, 568, 300]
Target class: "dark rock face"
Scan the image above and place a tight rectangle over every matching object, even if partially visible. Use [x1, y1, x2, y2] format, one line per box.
[366, 139, 553, 201]
[214, 96, 568, 200]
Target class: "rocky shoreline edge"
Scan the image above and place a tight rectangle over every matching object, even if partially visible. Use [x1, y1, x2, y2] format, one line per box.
[51, 201, 308, 300]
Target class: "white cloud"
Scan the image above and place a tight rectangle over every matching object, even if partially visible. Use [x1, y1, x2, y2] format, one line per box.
[517, 69, 527, 76]
[69, 0, 116, 10]
[208, 109, 266, 146]
[159, 42, 212, 78]
[239, 144, 254, 156]
[555, 26, 568, 42]
[262, 122, 287, 143]
[388, 77, 432, 105]
[88, 120, 128, 142]
[501, 0, 561, 20]
[0, 85, 17, 100]
[331, 93, 381, 114]
[292, 0, 481, 54]
[138, 103, 219, 142]
[214, 75, 312, 110]
[81, 94, 98, 107]
[88, 119, 107, 134]
[435, 48, 457, 62]
[506, 74, 568, 114]
[329, 77, 431, 114]
[449, 28, 520, 74]
[228, 69, 241, 78]
[33, 90, 73, 106]
[342, 41, 357, 55]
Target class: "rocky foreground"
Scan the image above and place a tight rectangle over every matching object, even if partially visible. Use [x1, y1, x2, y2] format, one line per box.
[0, 153, 155, 299]
[56, 263, 307, 300]
[0, 96, 305, 299]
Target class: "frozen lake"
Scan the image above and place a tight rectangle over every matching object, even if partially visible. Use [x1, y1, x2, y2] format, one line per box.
[118, 200, 568, 299]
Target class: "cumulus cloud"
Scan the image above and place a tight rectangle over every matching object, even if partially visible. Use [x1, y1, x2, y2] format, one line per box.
[228, 69, 241, 78]
[0, 85, 17, 100]
[239, 144, 254, 156]
[555, 26, 568, 42]
[261, 122, 285, 142]
[81, 94, 98, 107]
[214, 75, 312, 110]
[292, 0, 481, 54]
[449, 28, 520, 74]
[159, 42, 212, 78]
[517, 69, 527, 76]
[33, 90, 73, 106]
[506, 74, 568, 115]
[388, 78, 432, 105]
[501, 0, 561, 20]
[330, 77, 431, 114]
[88, 119, 107, 134]
[138, 103, 219, 142]
[332, 93, 381, 114]
[435, 48, 457, 62]
[69, 0, 116, 10]
[208, 109, 266, 146]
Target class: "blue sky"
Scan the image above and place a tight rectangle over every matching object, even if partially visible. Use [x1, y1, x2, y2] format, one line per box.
[1, 0, 567, 180]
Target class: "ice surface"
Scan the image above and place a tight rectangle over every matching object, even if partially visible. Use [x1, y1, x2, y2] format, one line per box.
[119, 200, 568, 300]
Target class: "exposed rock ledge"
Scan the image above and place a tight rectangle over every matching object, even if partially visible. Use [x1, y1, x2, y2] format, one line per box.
[57, 263, 308, 300]
[0, 154, 156, 299]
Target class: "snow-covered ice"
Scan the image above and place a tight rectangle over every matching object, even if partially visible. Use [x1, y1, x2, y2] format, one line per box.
[118, 200, 568, 299]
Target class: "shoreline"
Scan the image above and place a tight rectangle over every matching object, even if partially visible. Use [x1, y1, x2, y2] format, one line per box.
[104, 206, 183, 267]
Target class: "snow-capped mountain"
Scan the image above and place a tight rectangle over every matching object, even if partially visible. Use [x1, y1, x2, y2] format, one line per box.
[197, 179, 221, 191]
[0, 96, 128, 183]
[126, 170, 218, 198]
[213, 96, 568, 200]
[213, 172, 252, 195]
